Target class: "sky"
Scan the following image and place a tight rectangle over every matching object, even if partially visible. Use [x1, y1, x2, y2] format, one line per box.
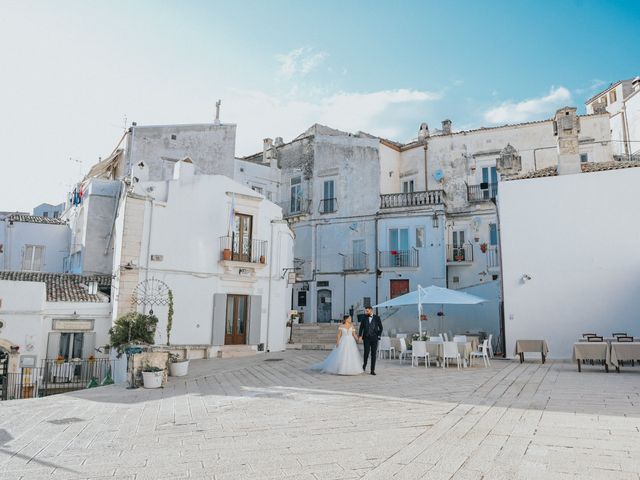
[1, 0, 639, 212]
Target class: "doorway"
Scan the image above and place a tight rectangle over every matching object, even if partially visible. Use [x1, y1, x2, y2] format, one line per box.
[225, 295, 248, 344]
[59, 332, 85, 361]
[317, 289, 332, 323]
[233, 214, 253, 262]
[390, 279, 410, 299]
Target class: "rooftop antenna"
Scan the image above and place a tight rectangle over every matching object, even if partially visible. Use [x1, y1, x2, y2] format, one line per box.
[123, 114, 128, 131]
[214, 99, 221, 125]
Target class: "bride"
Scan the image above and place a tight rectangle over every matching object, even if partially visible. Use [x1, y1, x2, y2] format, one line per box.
[310, 315, 363, 375]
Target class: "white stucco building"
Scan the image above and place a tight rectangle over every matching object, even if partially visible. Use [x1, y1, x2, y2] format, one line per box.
[33, 203, 65, 219]
[585, 76, 640, 158]
[110, 160, 294, 355]
[0, 272, 112, 364]
[0, 214, 70, 273]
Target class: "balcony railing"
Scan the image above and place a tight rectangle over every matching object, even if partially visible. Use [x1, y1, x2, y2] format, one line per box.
[378, 248, 419, 268]
[447, 243, 474, 263]
[343, 253, 368, 271]
[319, 198, 338, 214]
[380, 190, 444, 209]
[467, 183, 498, 203]
[219, 235, 268, 264]
[486, 245, 500, 269]
[279, 199, 312, 218]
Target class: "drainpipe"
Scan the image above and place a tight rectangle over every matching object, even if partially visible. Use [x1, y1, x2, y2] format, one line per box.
[491, 197, 506, 358]
[374, 215, 379, 314]
[143, 197, 154, 314]
[423, 143, 429, 191]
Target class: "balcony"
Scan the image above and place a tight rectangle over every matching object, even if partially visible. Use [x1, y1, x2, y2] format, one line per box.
[219, 235, 268, 264]
[319, 198, 338, 214]
[378, 248, 419, 268]
[279, 199, 311, 218]
[343, 253, 369, 272]
[380, 190, 443, 209]
[447, 244, 474, 264]
[467, 183, 498, 203]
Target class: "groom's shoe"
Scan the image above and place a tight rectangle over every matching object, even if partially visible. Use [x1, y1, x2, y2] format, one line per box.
[370, 372, 376, 375]
[362, 365, 366, 372]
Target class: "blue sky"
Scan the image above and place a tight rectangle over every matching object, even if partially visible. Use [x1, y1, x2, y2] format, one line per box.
[1, 0, 639, 211]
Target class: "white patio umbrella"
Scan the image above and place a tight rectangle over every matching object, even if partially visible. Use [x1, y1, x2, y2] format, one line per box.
[373, 284, 486, 336]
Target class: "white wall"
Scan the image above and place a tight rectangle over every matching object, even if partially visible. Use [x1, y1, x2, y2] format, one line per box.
[499, 167, 640, 358]
[0, 221, 70, 272]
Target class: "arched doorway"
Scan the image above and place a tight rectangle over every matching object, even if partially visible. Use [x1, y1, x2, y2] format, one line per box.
[317, 289, 332, 323]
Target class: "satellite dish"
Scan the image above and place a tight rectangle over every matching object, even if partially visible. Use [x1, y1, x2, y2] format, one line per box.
[433, 169, 444, 182]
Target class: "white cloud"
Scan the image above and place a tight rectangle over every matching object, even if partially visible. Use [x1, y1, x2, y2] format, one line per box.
[225, 88, 440, 155]
[276, 47, 328, 79]
[483, 86, 572, 124]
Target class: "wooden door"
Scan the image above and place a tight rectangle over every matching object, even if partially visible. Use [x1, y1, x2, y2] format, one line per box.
[390, 279, 410, 299]
[233, 214, 252, 262]
[225, 295, 248, 345]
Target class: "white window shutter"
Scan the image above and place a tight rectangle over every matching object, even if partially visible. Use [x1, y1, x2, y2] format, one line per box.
[33, 246, 44, 272]
[22, 246, 33, 271]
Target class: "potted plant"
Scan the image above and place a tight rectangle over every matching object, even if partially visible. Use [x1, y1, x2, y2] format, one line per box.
[56, 355, 65, 365]
[259, 254, 266, 264]
[166, 289, 174, 346]
[480, 243, 488, 253]
[223, 248, 232, 260]
[454, 253, 464, 261]
[141, 365, 164, 388]
[109, 312, 159, 357]
[87, 354, 96, 364]
[168, 353, 189, 377]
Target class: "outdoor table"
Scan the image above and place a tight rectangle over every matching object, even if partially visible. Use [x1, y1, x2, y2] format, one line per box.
[572, 342, 609, 372]
[578, 337, 638, 344]
[424, 341, 441, 365]
[609, 342, 640, 372]
[390, 338, 402, 357]
[433, 341, 473, 367]
[459, 335, 480, 352]
[514, 340, 549, 364]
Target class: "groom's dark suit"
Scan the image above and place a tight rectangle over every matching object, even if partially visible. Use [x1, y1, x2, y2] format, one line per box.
[358, 313, 383, 374]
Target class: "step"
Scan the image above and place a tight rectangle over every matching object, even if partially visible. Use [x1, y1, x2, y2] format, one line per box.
[217, 345, 257, 359]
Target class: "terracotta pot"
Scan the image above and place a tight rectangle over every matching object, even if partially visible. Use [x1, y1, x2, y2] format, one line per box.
[223, 248, 232, 261]
[259, 255, 265, 264]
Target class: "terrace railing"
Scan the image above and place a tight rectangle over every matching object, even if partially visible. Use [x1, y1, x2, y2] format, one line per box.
[380, 190, 443, 209]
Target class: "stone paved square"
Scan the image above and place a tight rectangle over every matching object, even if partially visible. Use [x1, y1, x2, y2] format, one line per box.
[1, 351, 640, 479]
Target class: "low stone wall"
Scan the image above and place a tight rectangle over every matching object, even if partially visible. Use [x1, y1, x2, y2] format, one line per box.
[131, 351, 169, 387]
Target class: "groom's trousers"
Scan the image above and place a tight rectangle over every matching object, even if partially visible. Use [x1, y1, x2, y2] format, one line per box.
[363, 337, 378, 373]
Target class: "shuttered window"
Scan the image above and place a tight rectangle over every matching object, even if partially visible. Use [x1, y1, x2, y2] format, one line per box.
[22, 245, 45, 271]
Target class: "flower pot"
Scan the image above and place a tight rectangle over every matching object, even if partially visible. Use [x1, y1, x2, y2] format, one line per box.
[223, 248, 232, 261]
[169, 360, 189, 377]
[480, 244, 488, 253]
[259, 255, 265, 264]
[142, 370, 163, 389]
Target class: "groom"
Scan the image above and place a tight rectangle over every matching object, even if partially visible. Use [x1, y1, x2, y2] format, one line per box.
[358, 306, 383, 375]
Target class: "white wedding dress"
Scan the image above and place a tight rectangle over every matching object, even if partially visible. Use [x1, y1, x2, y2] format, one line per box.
[310, 326, 363, 375]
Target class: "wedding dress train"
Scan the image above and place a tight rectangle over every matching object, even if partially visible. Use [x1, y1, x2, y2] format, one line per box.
[310, 326, 363, 375]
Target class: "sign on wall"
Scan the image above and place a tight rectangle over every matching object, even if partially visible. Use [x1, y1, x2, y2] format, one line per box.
[52, 319, 94, 331]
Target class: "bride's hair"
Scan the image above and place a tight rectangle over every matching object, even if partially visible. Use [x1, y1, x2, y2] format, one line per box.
[342, 315, 351, 323]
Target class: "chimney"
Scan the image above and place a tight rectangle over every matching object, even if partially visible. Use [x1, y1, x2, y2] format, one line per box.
[553, 107, 581, 175]
[274, 137, 284, 147]
[263, 138, 273, 163]
[173, 157, 195, 180]
[633, 76, 640, 92]
[418, 123, 430, 141]
[441, 119, 452, 135]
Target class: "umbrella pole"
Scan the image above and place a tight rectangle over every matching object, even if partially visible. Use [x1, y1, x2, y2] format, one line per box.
[418, 284, 422, 337]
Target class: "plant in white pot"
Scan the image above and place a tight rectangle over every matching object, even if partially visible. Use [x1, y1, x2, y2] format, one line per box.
[168, 353, 189, 377]
[141, 364, 164, 389]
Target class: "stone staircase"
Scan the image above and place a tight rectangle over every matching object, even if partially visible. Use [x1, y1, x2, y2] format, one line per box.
[288, 323, 343, 350]
[216, 345, 257, 358]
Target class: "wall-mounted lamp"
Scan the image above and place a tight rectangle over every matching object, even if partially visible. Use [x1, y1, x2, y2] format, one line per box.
[432, 213, 439, 228]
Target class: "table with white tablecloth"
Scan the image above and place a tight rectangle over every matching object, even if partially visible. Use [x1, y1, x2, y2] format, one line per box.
[609, 342, 640, 371]
[572, 342, 610, 372]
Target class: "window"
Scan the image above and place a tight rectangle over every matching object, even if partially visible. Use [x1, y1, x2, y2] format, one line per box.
[402, 180, 414, 193]
[290, 177, 302, 213]
[22, 245, 44, 271]
[352, 239, 366, 269]
[451, 230, 467, 261]
[580, 153, 588, 163]
[43, 212, 49, 218]
[363, 297, 371, 308]
[232, 214, 253, 262]
[297, 291, 307, 307]
[489, 223, 498, 246]
[321, 180, 336, 213]
[389, 228, 409, 266]
[601, 95, 608, 106]
[610, 89, 617, 103]
[390, 279, 410, 299]
[53, 211, 60, 218]
[59, 332, 84, 361]
[416, 227, 425, 248]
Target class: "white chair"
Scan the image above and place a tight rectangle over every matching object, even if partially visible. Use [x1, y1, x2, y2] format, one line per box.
[442, 342, 461, 369]
[429, 336, 442, 343]
[470, 339, 491, 367]
[443, 333, 449, 341]
[396, 333, 407, 339]
[398, 337, 409, 364]
[453, 335, 467, 343]
[378, 336, 395, 359]
[411, 341, 429, 368]
[487, 334, 494, 357]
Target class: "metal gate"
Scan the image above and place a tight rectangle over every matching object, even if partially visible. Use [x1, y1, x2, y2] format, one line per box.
[0, 351, 8, 401]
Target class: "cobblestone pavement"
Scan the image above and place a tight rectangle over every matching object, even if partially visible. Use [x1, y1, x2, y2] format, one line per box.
[1, 351, 640, 480]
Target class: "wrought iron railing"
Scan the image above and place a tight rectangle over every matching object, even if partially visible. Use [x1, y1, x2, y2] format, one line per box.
[219, 235, 268, 264]
[378, 248, 419, 268]
[380, 190, 443, 209]
[318, 198, 338, 214]
[1, 358, 115, 400]
[279, 199, 312, 218]
[467, 183, 498, 202]
[343, 253, 368, 271]
[614, 153, 640, 162]
[447, 243, 474, 263]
